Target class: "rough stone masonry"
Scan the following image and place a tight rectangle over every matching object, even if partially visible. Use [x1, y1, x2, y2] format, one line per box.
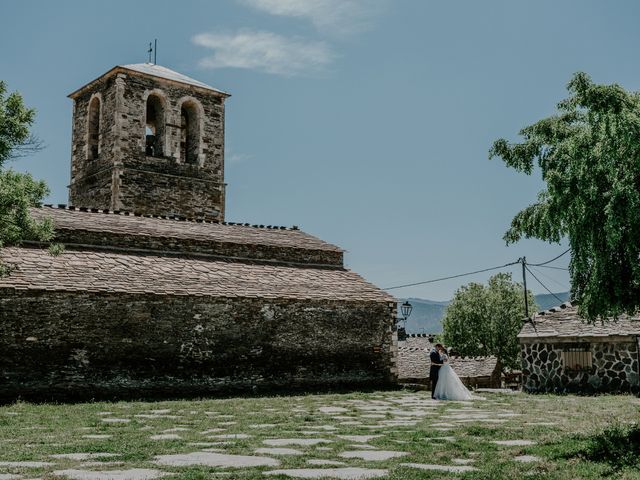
[0, 64, 397, 401]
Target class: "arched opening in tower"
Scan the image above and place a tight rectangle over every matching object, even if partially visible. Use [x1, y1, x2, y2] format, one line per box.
[181, 102, 199, 164]
[87, 96, 101, 160]
[145, 94, 165, 157]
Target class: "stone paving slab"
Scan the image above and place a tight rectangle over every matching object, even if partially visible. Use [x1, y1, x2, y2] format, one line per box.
[0, 462, 55, 468]
[514, 455, 542, 463]
[264, 439, 333, 446]
[53, 469, 170, 480]
[452, 458, 475, 465]
[306, 460, 346, 466]
[264, 467, 388, 479]
[133, 415, 180, 420]
[150, 434, 182, 441]
[318, 407, 349, 414]
[492, 440, 537, 446]
[335, 435, 381, 443]
[50, 454, 119, 460]
[188, 442, 230, 447]
[339, 450, 409, 461]
[255, 448, 304, 456]
[0, 475, 21, 480]
[154, 452, 279, 468]
[82, 435, 112, 440]
[400, 463, 479, 473]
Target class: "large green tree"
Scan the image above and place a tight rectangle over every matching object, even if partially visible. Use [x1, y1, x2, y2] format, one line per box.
[0, 80, 53, 275]
[441, 273, 536, 371]
[491, 72, 640, 320]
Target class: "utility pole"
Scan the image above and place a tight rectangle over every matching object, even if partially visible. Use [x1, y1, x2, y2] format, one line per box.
[520, 257, 529, 318]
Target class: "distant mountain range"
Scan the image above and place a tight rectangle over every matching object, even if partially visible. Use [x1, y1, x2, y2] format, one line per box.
[399, 292, 571, 334]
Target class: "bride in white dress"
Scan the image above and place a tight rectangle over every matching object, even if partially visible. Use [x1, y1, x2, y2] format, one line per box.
[433, 347, 473, 401]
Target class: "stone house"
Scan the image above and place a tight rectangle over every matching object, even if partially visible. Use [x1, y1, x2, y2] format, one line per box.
[519, 302, 640, 394]
[0, 63, 397, 401]
[396, 334, 502, 388]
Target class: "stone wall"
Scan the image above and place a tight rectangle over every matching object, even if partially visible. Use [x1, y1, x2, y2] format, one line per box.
[0, 290, 396, 401]
[520, 339, 640, 394]
[69, 68, 227, 219]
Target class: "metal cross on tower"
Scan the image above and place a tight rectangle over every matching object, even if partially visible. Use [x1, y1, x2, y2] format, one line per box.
[147, 39, 157, 64]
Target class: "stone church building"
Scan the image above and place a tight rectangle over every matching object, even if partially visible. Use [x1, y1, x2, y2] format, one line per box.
[0, 64, 397, 400]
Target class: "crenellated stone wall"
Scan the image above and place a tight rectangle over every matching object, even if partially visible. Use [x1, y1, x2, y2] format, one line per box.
[520, 340, 639, 394]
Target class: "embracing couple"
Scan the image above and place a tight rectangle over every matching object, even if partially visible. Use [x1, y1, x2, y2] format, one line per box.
[429, 343, 473, 401]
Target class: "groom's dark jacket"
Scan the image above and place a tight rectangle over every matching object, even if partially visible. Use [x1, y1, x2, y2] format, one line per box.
[429, 348, 441, 380]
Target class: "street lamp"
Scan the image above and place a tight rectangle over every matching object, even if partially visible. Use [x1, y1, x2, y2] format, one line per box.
[401, 301, 413, 323]
[396, 300, 413, 341]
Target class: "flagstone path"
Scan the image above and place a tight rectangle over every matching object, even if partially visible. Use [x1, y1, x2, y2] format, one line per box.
[0, 390, 565, 479]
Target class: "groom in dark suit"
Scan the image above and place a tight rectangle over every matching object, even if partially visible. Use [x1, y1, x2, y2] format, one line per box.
[429, 343, 444, 399]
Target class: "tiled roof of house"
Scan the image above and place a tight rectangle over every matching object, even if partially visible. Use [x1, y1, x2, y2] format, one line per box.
[518, 303, 640, 340]
[396, 335, 498, 380]
[0, 247, 394, 302]
[29, 206, 343, 265]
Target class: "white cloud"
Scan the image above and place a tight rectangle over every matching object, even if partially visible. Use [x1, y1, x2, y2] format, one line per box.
[226, 147, 253, 164]
[192, 30, 334, 76]
[238, 0, 384, 36]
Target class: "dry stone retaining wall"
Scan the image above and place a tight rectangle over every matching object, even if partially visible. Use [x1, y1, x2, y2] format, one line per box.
[521, 340, 639, 394]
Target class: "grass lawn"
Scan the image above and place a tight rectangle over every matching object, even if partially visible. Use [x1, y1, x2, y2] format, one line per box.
[0, 389, 638, 479]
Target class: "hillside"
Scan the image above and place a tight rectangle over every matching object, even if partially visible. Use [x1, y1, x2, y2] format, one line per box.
[399, 291, 570, 333]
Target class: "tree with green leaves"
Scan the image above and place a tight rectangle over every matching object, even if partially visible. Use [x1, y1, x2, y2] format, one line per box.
[0, 80, 54, 275]
[441, 273, 536, 371]
[491, 72, 640, 320]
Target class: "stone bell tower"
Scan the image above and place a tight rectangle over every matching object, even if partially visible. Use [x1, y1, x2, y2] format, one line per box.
[68, 63, 230, 220]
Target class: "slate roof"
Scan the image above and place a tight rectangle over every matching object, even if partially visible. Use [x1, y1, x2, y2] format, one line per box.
[396, 335, 498, 380]
[120, 64, 229, 95]
[30, 206, 342, 254]
[68, 64, 229, 98]
[518, 303, 640, 341]
[0, 247, 393, 302]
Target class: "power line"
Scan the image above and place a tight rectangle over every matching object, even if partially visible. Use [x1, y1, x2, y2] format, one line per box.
[528, 265, 570, 292]
[382, 249, 571, 292]
[383, 260, 521, 291]
[525, 265, 565, 304]
[536, 265, 569, 271]
[529, 248, 570, 266]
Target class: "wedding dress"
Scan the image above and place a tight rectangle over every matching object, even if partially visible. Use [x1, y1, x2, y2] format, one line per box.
[433, 354, 473, 401]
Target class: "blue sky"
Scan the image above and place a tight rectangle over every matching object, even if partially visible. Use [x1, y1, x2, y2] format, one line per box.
[2, 0, 638, 301]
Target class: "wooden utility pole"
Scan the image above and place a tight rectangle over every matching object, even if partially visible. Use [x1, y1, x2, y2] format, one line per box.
[521, 257, 529, 318]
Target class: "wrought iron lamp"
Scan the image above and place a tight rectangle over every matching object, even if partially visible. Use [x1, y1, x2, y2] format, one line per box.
[400, 301, 413, 322]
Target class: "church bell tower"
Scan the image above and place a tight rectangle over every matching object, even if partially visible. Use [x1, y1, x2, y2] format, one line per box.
[68, 63, 230, 220]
